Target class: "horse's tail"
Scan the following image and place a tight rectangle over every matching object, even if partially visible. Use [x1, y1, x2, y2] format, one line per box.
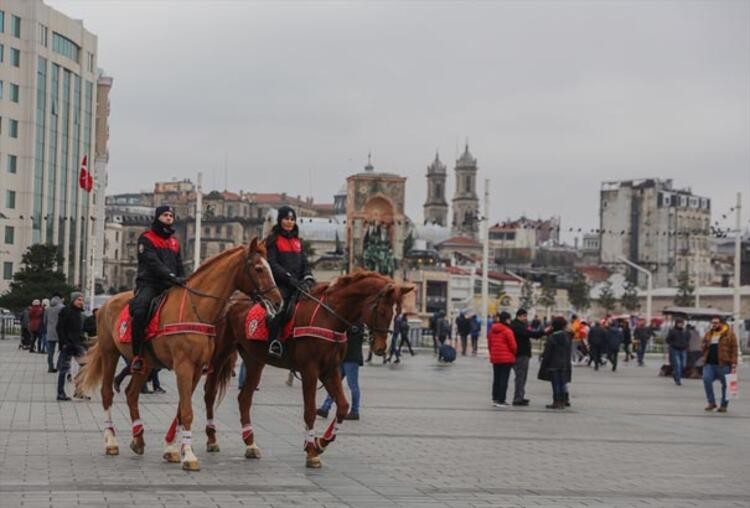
[211, 296, 241, 406]
[77, 342, 104, 395]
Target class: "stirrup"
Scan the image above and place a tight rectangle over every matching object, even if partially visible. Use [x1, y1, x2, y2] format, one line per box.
[268, 340, 283, 358]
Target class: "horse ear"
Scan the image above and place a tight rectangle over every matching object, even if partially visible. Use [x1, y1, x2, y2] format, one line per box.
[248, 237, 259, 253]
[398, 284, 415, 296]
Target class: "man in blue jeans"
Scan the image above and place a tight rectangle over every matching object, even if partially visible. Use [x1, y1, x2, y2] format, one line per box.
[701, 317, 738, 412]
[316, 324, 364, 420]
[666, 319, 689, 385]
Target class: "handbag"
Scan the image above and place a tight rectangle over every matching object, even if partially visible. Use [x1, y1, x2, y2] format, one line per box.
[726, 372, 739, 399]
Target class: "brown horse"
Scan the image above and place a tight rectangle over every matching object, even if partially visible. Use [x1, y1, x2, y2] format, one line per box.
[77, 238, 282, 471]
[205, 270, 413, 468]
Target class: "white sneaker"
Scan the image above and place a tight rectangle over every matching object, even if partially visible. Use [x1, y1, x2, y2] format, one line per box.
[493, 402, 509, 408]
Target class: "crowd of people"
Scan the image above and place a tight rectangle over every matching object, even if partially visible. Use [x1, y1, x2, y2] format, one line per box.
[15, 293, 165, 400]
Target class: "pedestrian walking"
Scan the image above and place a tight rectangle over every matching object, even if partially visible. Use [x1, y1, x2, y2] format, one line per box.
[43, 294, 64, 373]
[469, 314, 481, 355]
[386, 313, 402, 364]
[606, 320, 624, 372]
[633, 319, 652, 366]
[436, 311, 451, 351]
[317, 324, 365, 420]
[666, 319, 689, 385]
[509, 309, 546, 406]
[39, 298, 50, 353]
[587, 320, 606, 370]
[55, 292, 87, 401]
[488, 312, 517, 408]
[456, 311, 472, 356]
[702, 317, 738, 412]
[28, 299, 44, 353]
[397, 312, 415, 356]
[621, 320, 633, 362]
[538, 316, 572, 409]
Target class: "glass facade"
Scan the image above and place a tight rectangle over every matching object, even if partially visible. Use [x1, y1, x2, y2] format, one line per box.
[60, 69, 70, 265]
[33, 57, 47, 244]
[52, 32, 80, 63]
[47, 64, 59, 244]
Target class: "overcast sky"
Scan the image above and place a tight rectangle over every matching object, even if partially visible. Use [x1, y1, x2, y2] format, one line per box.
[48, 0, 750, 238]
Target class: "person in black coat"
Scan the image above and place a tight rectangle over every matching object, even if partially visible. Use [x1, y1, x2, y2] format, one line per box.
[316, 324, 365, 420]
[455, 311, 472, 355]
[587, 321, 607, 370]
[606, 320, 624, 372]
[538, 316, 572, 409]
[130, 205, 185, 373]
[56, 292, 87, 401]
[265, 206, 315, 358]
[509, 309, 547, 406]
[665, 318, 690, 385]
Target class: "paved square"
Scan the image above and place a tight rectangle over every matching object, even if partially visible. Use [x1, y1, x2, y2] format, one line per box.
[0, 338, 748, 508]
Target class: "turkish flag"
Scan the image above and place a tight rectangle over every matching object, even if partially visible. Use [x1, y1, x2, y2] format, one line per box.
[79, 155, 93, 192]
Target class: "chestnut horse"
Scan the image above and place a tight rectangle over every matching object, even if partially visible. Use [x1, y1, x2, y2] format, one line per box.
[205, 270, 413, 468]
[77, 238, 282, 471]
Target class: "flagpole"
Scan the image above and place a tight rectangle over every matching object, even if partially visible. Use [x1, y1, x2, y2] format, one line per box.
[85, 155, 96, 311]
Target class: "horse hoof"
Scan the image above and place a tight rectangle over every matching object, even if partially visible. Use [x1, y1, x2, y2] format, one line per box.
[129, 441, 144, 455]
[105, 446, 119, 456]
[182, 460, 200, 471]
[163, 451, 181, 463]
[206, 442, 220, 453]
[245, 445, 262, 459]
[306, 456, 322, 469]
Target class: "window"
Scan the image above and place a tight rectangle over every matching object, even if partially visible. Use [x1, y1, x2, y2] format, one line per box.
[5, 190, 15, 209]
[11, 47, 20, 67]
[0, 80, 3, 98]
[52, 32, 80, 62]
[86, 51, 95, 72]
[39, 24, 48, 47]
[9, 119, 18, 138]
[10, 83, 19, 103]
[0, 11, 4, 33]
[3, 262, 12, 281]
[11, 14, 20, 38]
[4, 226, 14, 245]
[0, 44, 4, 63]
[7, 154, 17, 173]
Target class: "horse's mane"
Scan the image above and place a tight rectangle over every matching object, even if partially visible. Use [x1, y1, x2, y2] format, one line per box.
[325, 270, 392, 294]
[188, 245, 244, 280]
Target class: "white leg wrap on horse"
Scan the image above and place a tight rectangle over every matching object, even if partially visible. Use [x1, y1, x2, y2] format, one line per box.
[207, 419, 216, 430]
[104, 420, 116, 434]
[242, 424, 253, 441]
[181, 429, 192, 447]
[305, 428, 315, 445]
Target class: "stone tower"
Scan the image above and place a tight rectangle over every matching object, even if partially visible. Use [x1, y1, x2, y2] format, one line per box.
[423, 152, 448, 226]
[451, 143, 479, 238]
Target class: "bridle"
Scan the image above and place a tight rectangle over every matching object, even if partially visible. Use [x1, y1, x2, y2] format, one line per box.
[177, 250, 281, 323]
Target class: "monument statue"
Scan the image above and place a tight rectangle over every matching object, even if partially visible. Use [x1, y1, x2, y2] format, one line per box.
[362, 225, 395, 276]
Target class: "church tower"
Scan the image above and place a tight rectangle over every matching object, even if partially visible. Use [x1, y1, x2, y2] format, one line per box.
[451, 143, 479, 238]
[423, 152, 448, 226]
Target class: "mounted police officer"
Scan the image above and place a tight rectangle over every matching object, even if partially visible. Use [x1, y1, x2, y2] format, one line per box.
[265, 205, 315, 358]
[130, 205, 185, 373]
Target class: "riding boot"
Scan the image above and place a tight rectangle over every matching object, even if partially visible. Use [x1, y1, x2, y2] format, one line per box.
[131, 337, 145, 374]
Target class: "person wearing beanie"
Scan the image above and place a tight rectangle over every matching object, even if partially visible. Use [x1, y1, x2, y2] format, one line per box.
[265, 205, 315, 358]
[56, 292, 87, 401]
[130, 205, 185, 373]
[488, 311, 517, 408]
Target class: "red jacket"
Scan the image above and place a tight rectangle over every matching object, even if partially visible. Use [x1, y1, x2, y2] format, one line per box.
[28, 305, 44, 333]
[488, 322, 517, 364]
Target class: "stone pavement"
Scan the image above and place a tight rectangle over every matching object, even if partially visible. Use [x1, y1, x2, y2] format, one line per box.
[0, 337, 748, 508]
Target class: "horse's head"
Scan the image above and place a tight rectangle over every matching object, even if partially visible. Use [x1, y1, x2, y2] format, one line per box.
[361, 281, 414, 356]
[240, 237, 283, 317]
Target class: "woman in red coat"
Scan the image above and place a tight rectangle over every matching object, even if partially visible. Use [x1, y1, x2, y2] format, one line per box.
[488, 311, 517, 407]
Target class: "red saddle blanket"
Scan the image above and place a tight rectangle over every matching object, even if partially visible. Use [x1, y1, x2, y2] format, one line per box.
[244, 303, 347, 343]
[116, 299, 215, 343]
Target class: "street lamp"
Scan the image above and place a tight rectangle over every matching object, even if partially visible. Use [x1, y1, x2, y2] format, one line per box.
[617, 256, 653, 324]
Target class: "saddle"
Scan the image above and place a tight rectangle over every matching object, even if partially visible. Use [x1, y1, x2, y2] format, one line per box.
[244, 302, 347, 343]
[116, 293, 215, 343]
